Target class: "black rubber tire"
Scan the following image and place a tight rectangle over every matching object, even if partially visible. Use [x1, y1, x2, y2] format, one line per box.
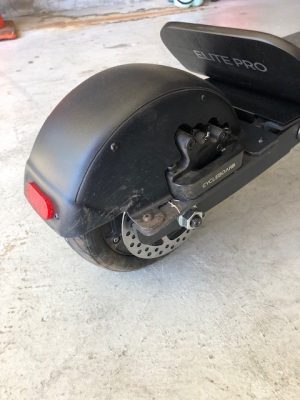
[66, 227, 153, 272]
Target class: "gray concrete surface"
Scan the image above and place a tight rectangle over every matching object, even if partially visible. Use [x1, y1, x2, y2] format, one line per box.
[0, 0, 299, 399]
[2, 0, 163, 18]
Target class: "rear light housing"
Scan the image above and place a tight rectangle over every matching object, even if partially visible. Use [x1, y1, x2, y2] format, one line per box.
[25, 182, 55, 220]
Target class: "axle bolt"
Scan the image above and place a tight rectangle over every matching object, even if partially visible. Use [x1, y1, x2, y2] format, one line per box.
[178, 211, 204, 230]
[190, 214, 203, 229]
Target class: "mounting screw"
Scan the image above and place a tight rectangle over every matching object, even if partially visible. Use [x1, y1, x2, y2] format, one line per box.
[168, 163, 177, 172]
[297, 127, 300, 140]
[113, 236, 120, 244]
[142, 213, 153, 222]
[188, 139, 196, 150]
[201, 95, 206, 102]
[110, 142, 119, 152]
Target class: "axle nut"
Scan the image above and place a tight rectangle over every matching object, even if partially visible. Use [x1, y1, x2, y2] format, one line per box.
[178, 210, 203, 230]
[190, 214, 202, 228]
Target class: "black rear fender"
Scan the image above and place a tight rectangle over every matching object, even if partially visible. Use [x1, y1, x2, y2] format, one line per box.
[25, 64, 239, 237]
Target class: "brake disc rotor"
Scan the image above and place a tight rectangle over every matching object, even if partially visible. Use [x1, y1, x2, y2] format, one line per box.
[121, 214, 194, 259]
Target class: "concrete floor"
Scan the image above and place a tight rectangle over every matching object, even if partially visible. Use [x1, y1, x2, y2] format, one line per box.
[0, 0, 300, 399]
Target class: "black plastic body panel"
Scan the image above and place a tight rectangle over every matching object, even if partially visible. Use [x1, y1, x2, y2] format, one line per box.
[193, 121, 300, 213]
[25, 64, 239, 237]
[209, 80, 300, 126]
[161, 22, 300, 103]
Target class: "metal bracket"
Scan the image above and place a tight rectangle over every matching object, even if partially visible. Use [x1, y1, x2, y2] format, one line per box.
[167, 126, 244, 201]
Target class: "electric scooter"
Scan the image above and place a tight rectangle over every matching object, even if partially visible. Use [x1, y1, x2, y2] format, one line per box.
[24, 23, 300, 271]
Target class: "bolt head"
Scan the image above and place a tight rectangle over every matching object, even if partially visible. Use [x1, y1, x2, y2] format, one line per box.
[113, 236, 120, 244]
[178, 211, 203, 230]
[168, 163, 177, 173]
[187, 139, 196, 150]
[190, 214, 202, 228]
[142, 213, 153, 222]
[110, 142, 119, 152]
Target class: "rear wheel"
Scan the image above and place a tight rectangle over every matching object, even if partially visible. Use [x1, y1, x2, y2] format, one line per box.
[67, 213, 193, 271]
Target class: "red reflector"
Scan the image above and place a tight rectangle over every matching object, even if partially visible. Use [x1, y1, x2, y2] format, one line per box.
[26, 182, 55, 220]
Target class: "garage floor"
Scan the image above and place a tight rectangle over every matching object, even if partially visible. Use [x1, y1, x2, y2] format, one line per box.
[0, 0, 299, 399]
